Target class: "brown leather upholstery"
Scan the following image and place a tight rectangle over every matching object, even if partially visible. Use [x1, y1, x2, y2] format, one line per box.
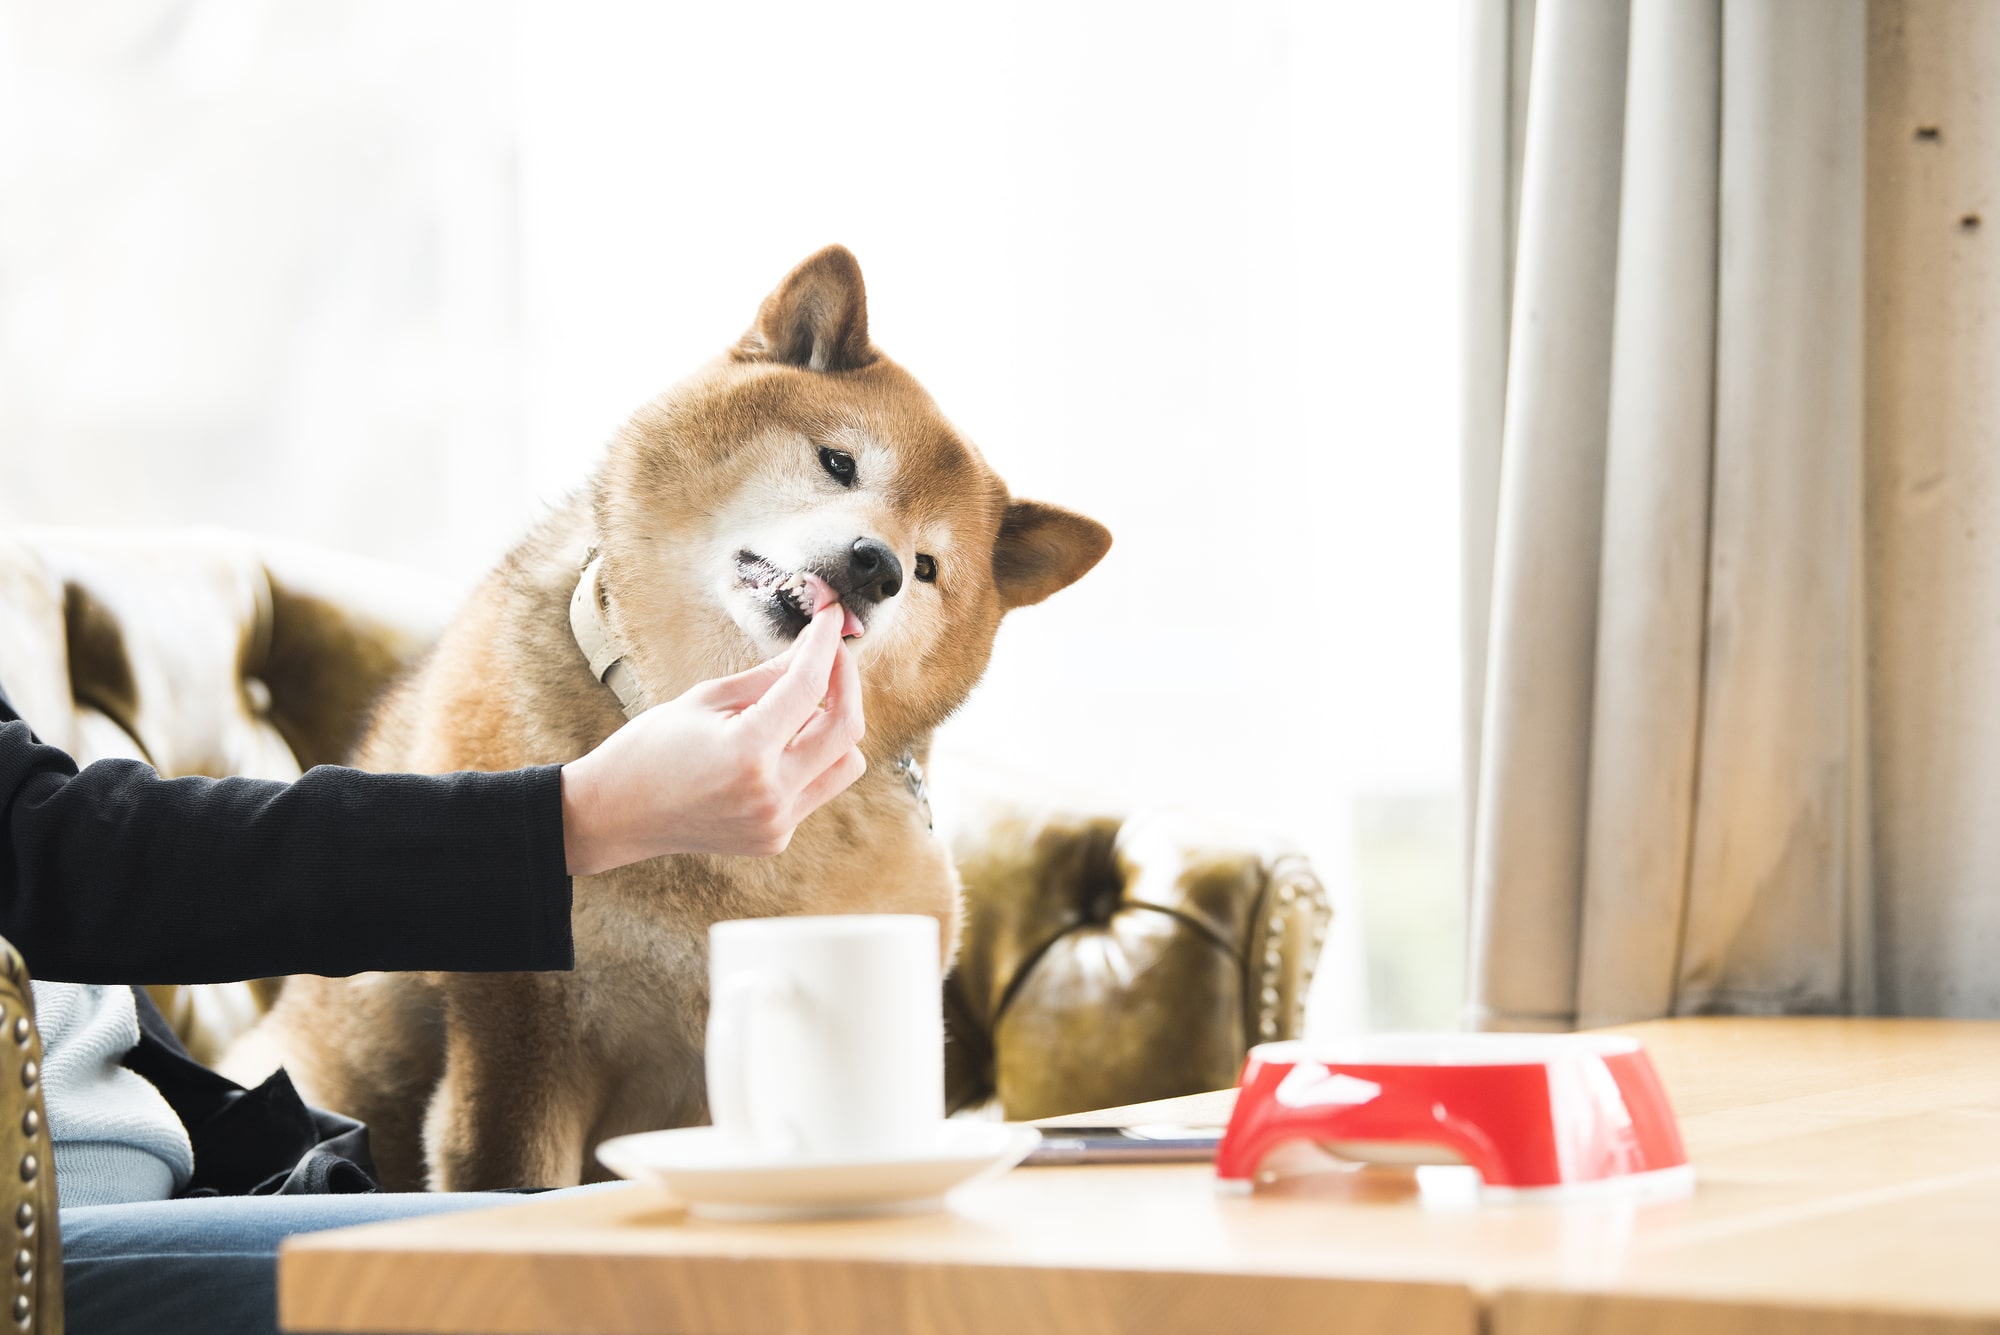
[0, 941, 62, 1335]
[945, 806, 1330, 1120]
[0, 529, 450, 778]
[0, 529, 451, 1064]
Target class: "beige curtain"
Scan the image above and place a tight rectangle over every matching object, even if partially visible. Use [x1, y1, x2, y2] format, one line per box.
[1465, 0, 2000, 1028]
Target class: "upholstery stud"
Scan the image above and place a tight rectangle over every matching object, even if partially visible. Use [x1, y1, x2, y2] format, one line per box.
[13, 1065, 30, 1092]
[12, 1204, 29, 1234]
[10, 1249, 25, 1278]
[7, 1021, 23, 1046]
[13, 1114, 29, 1141]
[15, 1158, 32, 1185]
[11, 1293, 26, 1323]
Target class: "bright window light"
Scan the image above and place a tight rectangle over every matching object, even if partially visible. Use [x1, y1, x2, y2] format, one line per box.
[0, 0, 1463, 1031]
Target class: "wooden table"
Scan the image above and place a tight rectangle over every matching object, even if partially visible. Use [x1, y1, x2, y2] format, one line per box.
[279, 1019, 2000, 1335]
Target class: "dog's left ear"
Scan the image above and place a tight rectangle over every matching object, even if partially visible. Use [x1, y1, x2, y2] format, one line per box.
[733, 245, 877, 372]
[993, 501, 1112, 610]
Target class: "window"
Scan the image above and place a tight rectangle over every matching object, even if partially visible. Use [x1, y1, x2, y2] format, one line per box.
[0, 0, 1463, 1031]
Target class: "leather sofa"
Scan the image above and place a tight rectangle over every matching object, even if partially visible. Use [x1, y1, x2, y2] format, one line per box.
[0, 527, 1328, 1306]
[943, 806, 1327, 1118]
[0, 945, 59, 1335]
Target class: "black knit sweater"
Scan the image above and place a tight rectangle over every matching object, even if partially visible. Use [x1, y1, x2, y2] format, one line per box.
[0, 682, 573, 985]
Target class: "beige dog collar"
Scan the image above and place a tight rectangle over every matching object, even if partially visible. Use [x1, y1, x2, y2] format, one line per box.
[569, 549, 649, 721]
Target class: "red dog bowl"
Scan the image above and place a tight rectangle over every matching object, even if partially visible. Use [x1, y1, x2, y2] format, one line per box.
[1216, 1034, 1691, 1201]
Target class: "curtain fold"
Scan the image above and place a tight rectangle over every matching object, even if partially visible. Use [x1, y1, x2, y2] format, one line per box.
[1466, 0, 1632, 1031]
[1465, 0, 1874, 1029]
[1459, 0, 1537, 874]
[1677, 0, 1867, 1018]
[1574, 0, 1719, 1029]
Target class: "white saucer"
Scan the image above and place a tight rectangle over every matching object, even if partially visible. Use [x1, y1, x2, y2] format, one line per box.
[594, 1121, 1042, 1221]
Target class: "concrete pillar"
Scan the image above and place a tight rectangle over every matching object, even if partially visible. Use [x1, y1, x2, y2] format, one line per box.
[1866, 0, 2000, 1015]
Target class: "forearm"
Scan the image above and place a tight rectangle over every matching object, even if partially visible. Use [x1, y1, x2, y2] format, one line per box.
[1, 719, 573, 985]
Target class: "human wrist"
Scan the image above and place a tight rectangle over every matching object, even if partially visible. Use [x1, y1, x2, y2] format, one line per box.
[560, 757, 611, 877]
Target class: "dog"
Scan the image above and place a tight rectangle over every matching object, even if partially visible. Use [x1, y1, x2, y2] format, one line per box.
[226, 246, 1111, 1190]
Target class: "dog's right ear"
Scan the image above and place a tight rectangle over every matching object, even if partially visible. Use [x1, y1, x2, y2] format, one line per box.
[732, 245, 877, 373]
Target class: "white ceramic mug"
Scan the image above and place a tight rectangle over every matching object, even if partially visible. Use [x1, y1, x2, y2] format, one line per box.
[706, 914, 944, 1161]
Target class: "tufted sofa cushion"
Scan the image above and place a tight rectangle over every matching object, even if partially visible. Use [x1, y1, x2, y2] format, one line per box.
[0, 529, 451, 1063]
[0, 529, 450, 778]
[943, 805, 1330, 1120]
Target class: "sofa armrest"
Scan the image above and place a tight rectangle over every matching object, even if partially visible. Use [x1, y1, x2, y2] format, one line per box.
[945, 808, 1331, 1121]
[0, 942, 61, 1335]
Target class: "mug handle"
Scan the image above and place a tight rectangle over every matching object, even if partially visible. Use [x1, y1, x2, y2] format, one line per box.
[706, 971, 799, 1158]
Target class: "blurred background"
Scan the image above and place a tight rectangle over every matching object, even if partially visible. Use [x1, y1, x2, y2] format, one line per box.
[0, 0, 1463, 1032]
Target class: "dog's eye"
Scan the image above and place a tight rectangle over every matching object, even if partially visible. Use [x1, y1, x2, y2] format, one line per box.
[817, 447, 857, 487]
[914, 554, 937, 583]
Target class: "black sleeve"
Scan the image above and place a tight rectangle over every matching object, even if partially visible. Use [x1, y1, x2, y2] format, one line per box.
[0, 692, 573, 985]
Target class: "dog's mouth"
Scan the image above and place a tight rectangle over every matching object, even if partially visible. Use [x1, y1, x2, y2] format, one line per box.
[736, 552, 866, 640]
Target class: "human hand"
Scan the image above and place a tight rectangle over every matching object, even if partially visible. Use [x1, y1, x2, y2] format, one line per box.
[559, 605, 865, 873]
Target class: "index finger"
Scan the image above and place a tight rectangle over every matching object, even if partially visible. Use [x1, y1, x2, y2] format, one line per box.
[739, 605, 844, 738]
[781, 632, 864, 774]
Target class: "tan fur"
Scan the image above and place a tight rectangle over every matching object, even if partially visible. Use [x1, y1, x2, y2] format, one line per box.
[228, 247, 1110, 1190]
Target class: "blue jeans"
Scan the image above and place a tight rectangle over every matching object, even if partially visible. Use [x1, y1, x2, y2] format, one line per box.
[61, 1186, 625, 1335]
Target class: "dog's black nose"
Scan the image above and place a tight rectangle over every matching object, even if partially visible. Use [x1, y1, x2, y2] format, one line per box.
[846, 538, 903, 604]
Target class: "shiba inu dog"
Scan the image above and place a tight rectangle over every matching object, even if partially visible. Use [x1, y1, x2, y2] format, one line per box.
[230, 247, 1110, 1190]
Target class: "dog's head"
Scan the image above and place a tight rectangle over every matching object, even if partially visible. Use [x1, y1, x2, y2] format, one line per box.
[593, 245, 1110, 746]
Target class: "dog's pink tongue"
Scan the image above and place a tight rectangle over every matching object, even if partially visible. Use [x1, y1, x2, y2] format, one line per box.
[799, 572, 865, 639]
